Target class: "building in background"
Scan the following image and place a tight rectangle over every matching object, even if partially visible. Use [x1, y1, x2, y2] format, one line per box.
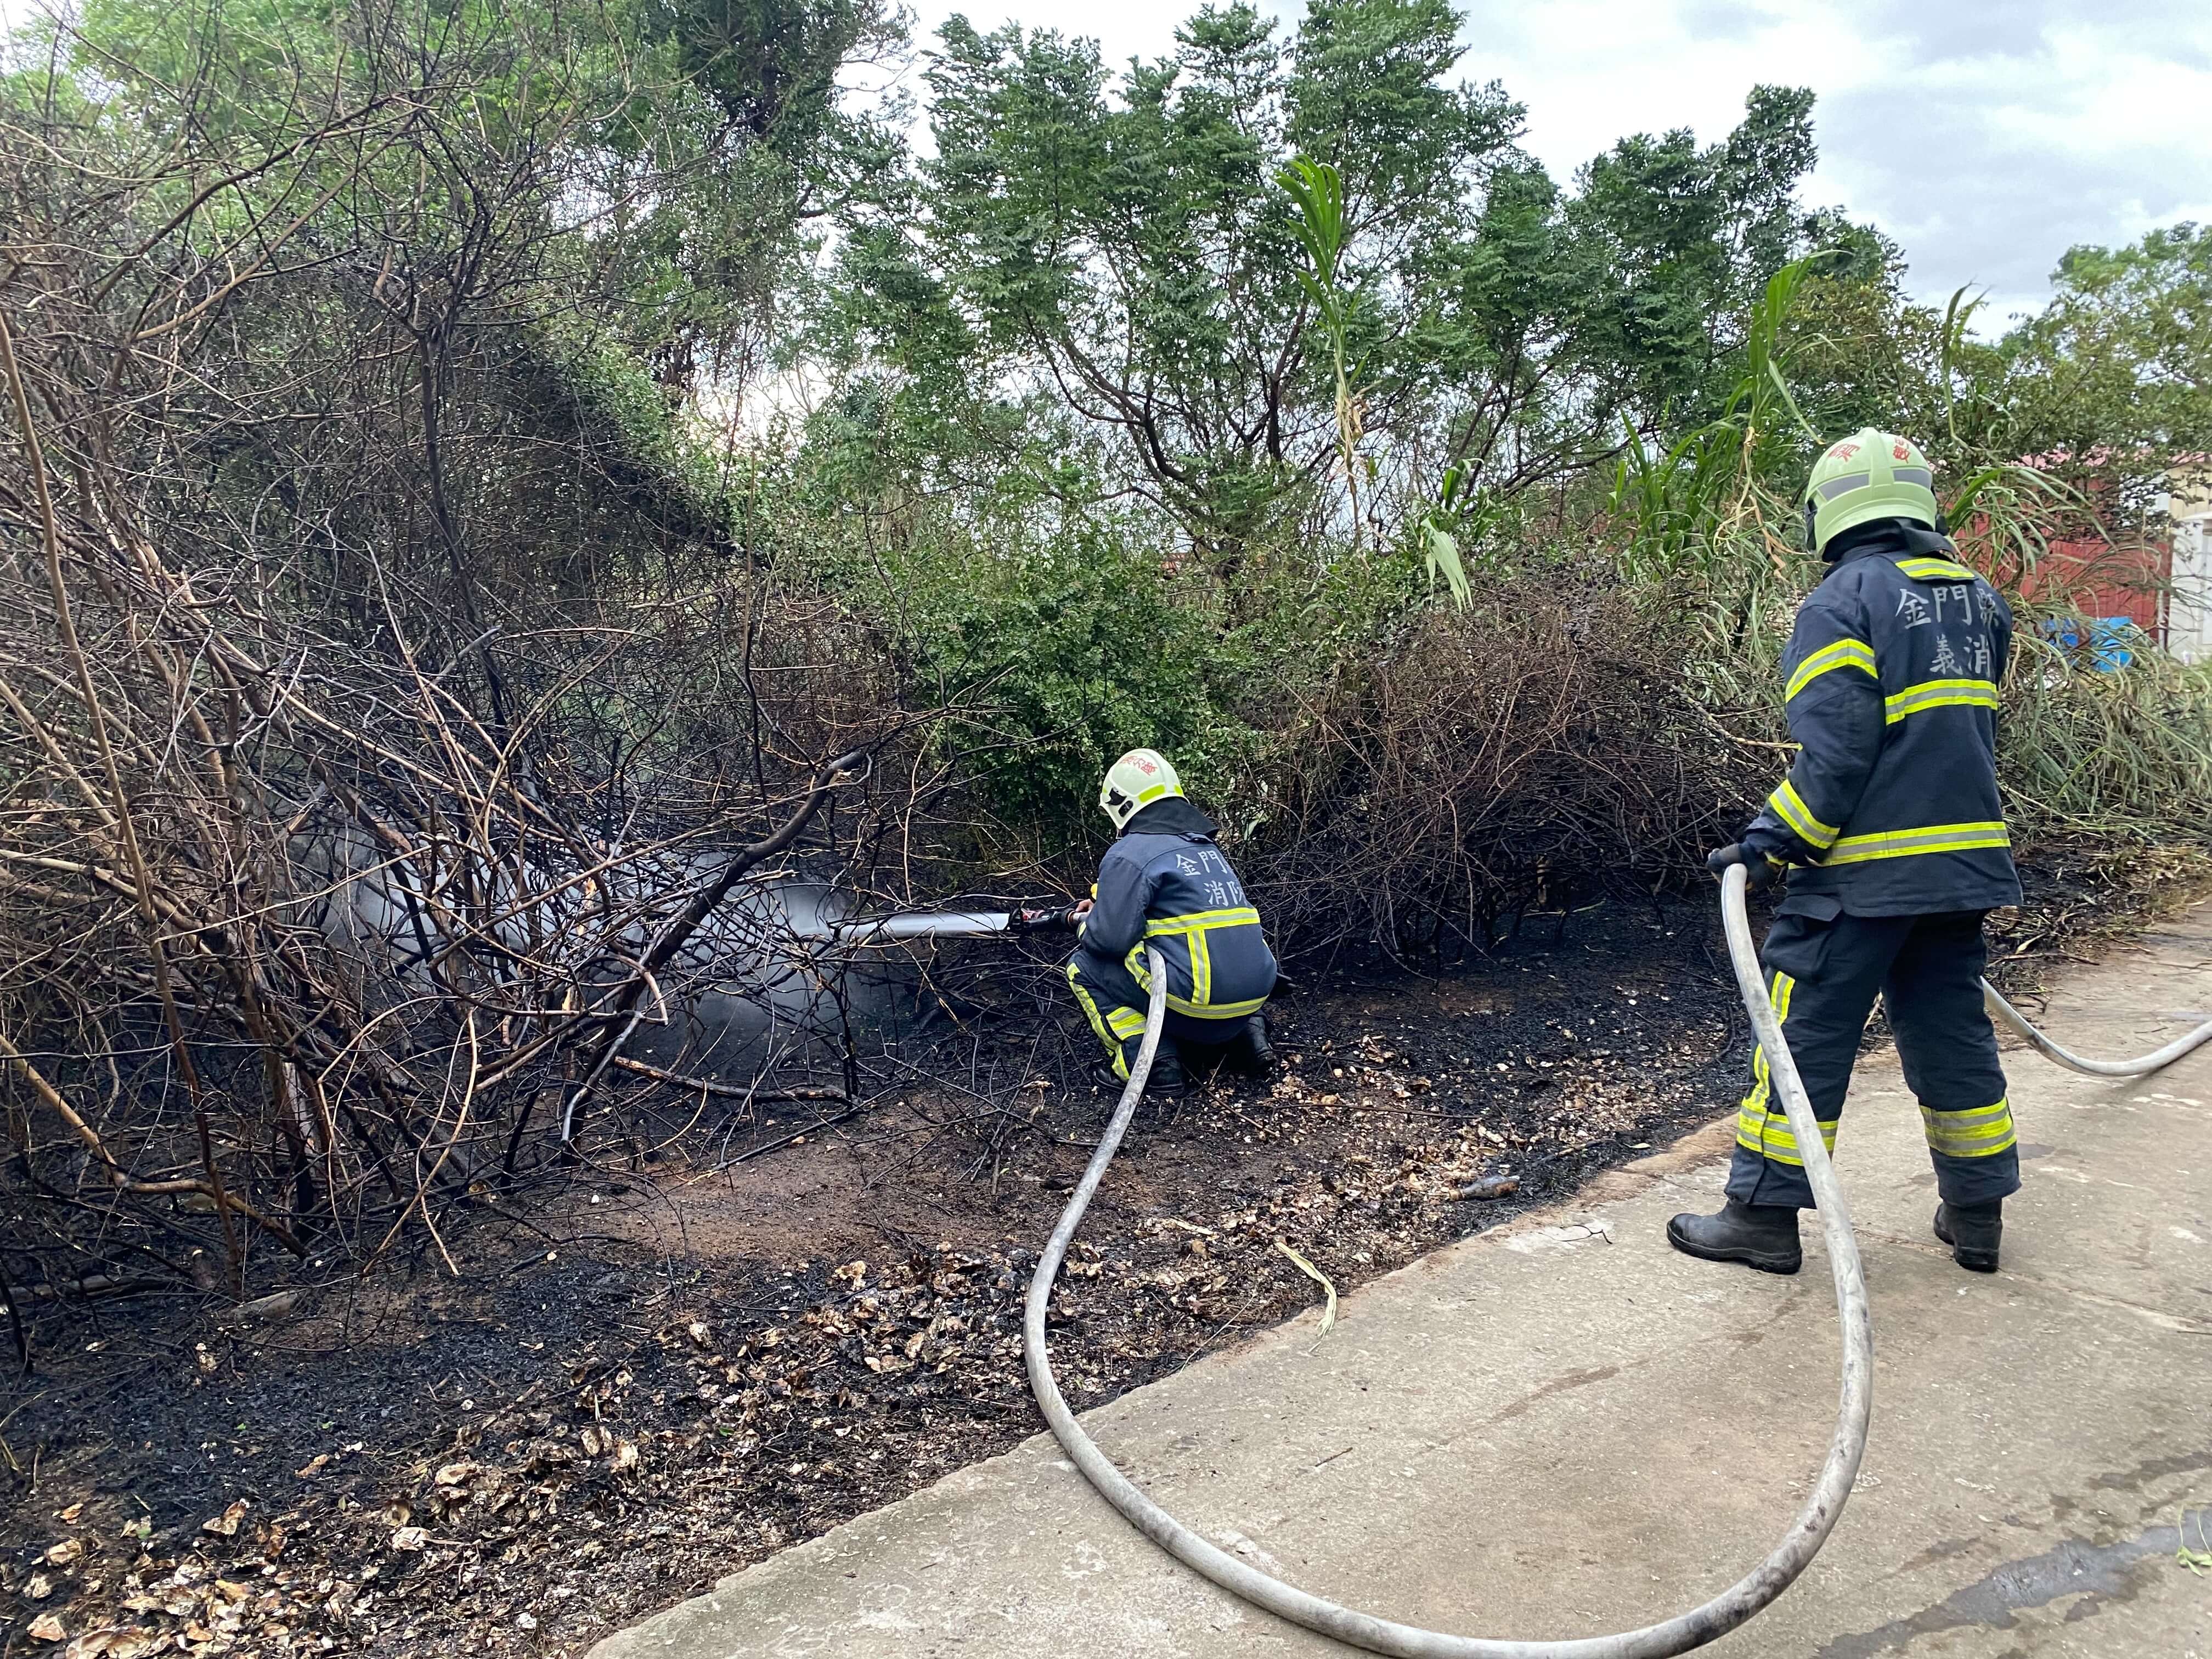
[2169, 491, 2212, 663]
[2004, 464, 2210, 664]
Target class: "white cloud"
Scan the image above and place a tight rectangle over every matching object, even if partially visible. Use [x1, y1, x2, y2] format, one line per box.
[1455, 0, 1887, 178]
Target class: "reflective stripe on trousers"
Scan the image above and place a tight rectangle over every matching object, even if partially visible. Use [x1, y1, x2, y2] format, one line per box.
[1067, 960, 1146, 1078]
[1920, 1097, 2017, 1158]
[1725, 908, 2019, 1210]
[1736, 972, 1841, 1166]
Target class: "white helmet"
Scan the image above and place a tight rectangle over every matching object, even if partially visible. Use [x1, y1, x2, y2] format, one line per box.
[1098, 748, 1183, 831]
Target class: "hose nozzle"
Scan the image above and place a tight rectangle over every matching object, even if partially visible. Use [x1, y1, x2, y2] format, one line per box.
[1012, 905, 1081, 935]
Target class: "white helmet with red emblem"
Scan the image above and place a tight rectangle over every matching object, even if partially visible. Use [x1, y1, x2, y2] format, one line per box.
[1097, 748, 1183, 831]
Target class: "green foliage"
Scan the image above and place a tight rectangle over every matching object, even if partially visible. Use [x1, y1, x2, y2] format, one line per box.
[1782, 221, 2212, 522]
[781, 8, 2208, 885]
[11, 0, 2207, 925]
[1601, 241, 2211, 887]
[1998, 223, 2212, 507]
[1555, 86, 1822, 425]
[1414, 465, 1482, 607]
[1279, 156, 1364, 540]
[55, 0, 903, 398]
[789, 481, 1247, 836]
[1997, 641, 2212, 839]
[2180, 1509, 2212, 1575]
[1606, 253, 1821, 616]
[813, 9, 1834, 575]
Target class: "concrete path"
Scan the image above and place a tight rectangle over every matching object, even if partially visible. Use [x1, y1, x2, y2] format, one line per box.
[592, 907, 2212, 1659]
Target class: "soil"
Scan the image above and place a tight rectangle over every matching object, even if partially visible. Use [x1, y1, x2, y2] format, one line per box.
[0, 867, 2187, 1659]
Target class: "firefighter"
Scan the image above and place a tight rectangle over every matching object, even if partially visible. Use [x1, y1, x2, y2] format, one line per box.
[1670, 429, 2022, 1276]
[1065, 749, 1278, 1093]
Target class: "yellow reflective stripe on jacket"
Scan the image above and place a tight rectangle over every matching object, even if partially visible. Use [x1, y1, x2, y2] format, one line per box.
[1822, 820, 2010, 866]
[1785, 637, 1877, 702]
[1895, 556, 1978, 582]
[1920, 1097, 2016, 1158]
[1170, 991, 1269, 1020]
[1767, 780, 1839, 851]
[1128, 909, 1263, 1017]
[1129, 943, 1264, 1019]
[1883, 678, 1999, 725]
[1143, 906, 1262, 935]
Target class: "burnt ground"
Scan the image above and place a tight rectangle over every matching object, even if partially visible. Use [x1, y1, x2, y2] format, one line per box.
[0, 867, 2192, 1659]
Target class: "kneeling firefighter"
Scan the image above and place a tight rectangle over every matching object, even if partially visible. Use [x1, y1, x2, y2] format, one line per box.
[1065, 749, 1278, 1092]
[1674, 428, 2023, 1276]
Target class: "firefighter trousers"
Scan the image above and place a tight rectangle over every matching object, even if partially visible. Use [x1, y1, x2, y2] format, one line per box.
[1728, 903, 2020, 1210]
[1065, 952, 1256, 1078]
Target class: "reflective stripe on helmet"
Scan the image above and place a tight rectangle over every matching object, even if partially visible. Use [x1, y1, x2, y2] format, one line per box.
[1804, 428, 1940, 550]
[1099, 748, 1184, 828]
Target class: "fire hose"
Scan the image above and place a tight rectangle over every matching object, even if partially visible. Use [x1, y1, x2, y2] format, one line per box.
[1016, 865, 2208, 1655]
[811, 900, 2210, 1084]
[1980, 979, 2212, 1077]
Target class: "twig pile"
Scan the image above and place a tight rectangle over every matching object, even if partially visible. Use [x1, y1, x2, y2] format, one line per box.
[0, 28, 929, 1321]
[1248, 590, 1768, 959]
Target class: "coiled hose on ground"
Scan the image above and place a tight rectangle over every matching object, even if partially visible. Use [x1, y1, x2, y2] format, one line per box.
[1023, 873, 2209, 1655]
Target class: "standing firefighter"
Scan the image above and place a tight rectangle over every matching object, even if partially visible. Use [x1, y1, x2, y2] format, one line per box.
[1672, 429, 2022, 1276]
[1065, 749, 1278, 1093]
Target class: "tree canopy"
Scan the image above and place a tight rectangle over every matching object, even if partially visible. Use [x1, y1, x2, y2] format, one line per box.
[811, 5, 1843, 562]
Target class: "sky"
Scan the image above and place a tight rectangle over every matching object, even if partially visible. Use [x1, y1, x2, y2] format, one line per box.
[5, 0, 2207, 326]
[890, 0, 2212, 329]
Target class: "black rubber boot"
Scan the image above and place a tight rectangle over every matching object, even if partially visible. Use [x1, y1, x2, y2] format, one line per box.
[1097, 1043, 1186, 1095]
[1226, 1014, 1277, 1079]
[1666, 1199, 1803, 1275]
[1144, 1045, 1188, 1093]
[1933, 1201, 2001, 1273]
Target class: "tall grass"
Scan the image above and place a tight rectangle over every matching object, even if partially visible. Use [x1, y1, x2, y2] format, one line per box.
[2000, 641, 2212, 838]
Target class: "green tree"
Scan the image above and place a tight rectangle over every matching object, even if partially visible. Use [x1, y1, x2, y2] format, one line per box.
[820, 3, 1834, 577]
[2001, 224, 2212, 506]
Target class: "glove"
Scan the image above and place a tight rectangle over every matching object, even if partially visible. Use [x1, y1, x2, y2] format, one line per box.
[1014, 905, 1084, 934]
[1705, 843, 1780, 894]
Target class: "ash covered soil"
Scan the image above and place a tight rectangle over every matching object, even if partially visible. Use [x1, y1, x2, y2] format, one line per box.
[2, 902, 1789, 1657]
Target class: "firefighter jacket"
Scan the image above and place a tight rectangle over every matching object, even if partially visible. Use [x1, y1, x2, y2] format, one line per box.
[1741, 521, 2023, 916]
[1073, 798, 1278, 1023]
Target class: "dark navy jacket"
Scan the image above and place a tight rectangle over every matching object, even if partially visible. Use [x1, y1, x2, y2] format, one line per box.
[1742, 522, 2023, 917]
[1074, 798, 1277, 1020]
